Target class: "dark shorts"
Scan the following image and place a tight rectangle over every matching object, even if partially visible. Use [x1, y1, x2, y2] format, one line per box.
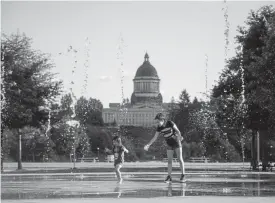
[114, 160, 123, 167]
[166, 138, 180, 150]
[167, 144, 180, 150]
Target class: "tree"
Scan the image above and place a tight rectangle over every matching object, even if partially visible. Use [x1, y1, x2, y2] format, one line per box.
[60, 93, 74, 118]
[189, 103, 241, 161]
[236, 5, 275, 170]
[168, 96, 178, 121]
[75, 96, 104, 126]
[1, 33, 62, 170]
[174, 89, 191, 136]
[1, 33, 62, 129]
[86, 98, 104, 126]
[75, 96, 89, 124]
[211, 56, 250, 161]
[212, 5, 275, 169]
[236, 5, 275, 131]
[50, 117, 90, 160]
[179, 89, 190, 108]
[21, 126, 55, 162]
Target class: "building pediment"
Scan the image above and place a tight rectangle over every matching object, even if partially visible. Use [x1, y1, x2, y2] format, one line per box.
[136, 105, 154, 109]
[133, 104, 162, 109]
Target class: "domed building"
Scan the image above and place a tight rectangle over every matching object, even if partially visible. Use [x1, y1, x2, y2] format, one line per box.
[103, 53, 169, 127]
[131, 53, 163, 105]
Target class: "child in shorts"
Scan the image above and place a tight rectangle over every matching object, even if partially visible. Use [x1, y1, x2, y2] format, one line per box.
[105, 135, 129, 184]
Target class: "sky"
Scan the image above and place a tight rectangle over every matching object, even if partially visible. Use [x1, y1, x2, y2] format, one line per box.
[2, 0, 274, 108]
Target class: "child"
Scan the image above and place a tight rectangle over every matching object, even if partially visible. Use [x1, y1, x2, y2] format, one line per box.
[105, 135, 129, 184]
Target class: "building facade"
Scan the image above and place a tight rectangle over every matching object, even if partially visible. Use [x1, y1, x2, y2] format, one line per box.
[103, 53, 169, 127]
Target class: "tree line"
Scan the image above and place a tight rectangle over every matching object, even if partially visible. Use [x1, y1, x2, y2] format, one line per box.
[1, 33, 105, 170]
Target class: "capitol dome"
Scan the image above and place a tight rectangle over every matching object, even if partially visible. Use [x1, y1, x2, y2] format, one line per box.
[131, 53, 162, 105]
[135, 53, 159, 78]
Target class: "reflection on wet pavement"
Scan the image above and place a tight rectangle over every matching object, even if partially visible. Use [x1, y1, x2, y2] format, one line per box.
[1, 173, 275, 199]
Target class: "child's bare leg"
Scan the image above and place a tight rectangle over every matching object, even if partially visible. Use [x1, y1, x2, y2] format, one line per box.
[167, 150, 174, 176]
[175, 147, 185, 174]
[115, 164, 122, 182]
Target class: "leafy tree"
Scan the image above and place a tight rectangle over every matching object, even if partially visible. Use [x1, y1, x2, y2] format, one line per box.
[175, 89, 191, 136]
[236, 5, 275, 170]
[211, 56, 250, 161]
[168, 96, 178, 121]
[75, 96, 104, 126]
[59, 93, 74, 118]
[1, 33, 62, 170]
[212, 5, 275, 169]
[236, 5, 275, 131]
[50, 117, 90, 160]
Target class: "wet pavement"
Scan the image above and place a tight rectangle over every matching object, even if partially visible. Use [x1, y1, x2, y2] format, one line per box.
[1, 172, 275, 201]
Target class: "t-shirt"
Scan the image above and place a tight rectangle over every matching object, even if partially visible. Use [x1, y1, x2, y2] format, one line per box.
[156, 120, 178, 144]
[112, 145, 126, 164]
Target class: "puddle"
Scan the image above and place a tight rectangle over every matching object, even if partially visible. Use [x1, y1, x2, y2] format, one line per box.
[1, 173, 275, 199]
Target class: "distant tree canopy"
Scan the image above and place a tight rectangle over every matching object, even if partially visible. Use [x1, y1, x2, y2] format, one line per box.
[1, 33, 103, 164]
[1, 33, 63, 130]
[212, 5, 275, 131]
[211, 5, 275, 168]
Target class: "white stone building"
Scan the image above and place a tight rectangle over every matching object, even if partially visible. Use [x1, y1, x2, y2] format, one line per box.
[103, 53, 169, 126]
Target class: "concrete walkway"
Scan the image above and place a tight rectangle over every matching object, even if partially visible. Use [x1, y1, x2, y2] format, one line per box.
[2, 197, 275, 203]
[2, 161, 254, 173]
[2, 172, 275, 200]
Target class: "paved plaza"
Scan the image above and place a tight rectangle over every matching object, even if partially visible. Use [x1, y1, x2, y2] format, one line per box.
[2, 169, 275, 203]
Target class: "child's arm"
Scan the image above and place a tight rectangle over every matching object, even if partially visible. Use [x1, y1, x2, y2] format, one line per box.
[105, 147, 113, 154]
[123, 146, 129, 153]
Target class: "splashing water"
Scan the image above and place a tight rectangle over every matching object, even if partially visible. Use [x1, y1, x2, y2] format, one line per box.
[67, 45, 78, 118]
[81, 37, 91, 97]
[117, 33, 128, 130]
[201, 109, 208, 160]
[1, 45, 7, 171]
[239, 44, 246, 169]
[66, 120, 80, 128]
[190, 107, 208, 159]
[223, 0, 230, 62]
[240, 45, 245, 105]
[65, 45, 80, 168]
[223, 0, 230, 165]
[79, 38, 92, 161]
[1, 45, 7, 124]
[66, 119, 80, 168]
[204, 54, 209, 100]
[45, 100, 51, 137]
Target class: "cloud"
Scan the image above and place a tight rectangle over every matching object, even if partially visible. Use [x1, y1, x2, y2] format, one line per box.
[99, 76, 113, 81]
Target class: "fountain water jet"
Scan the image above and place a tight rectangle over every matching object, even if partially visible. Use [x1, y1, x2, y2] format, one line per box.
[64, 45, 80, 168]
[1, 45, 7, 120]
[45, 100, 52, 136]
[1, 44, 7, 172]
[116, 33, 128, 132]
[68, 46, 78, 118]
[239, 45, 246, 170]
[81, 37, 91, 97]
